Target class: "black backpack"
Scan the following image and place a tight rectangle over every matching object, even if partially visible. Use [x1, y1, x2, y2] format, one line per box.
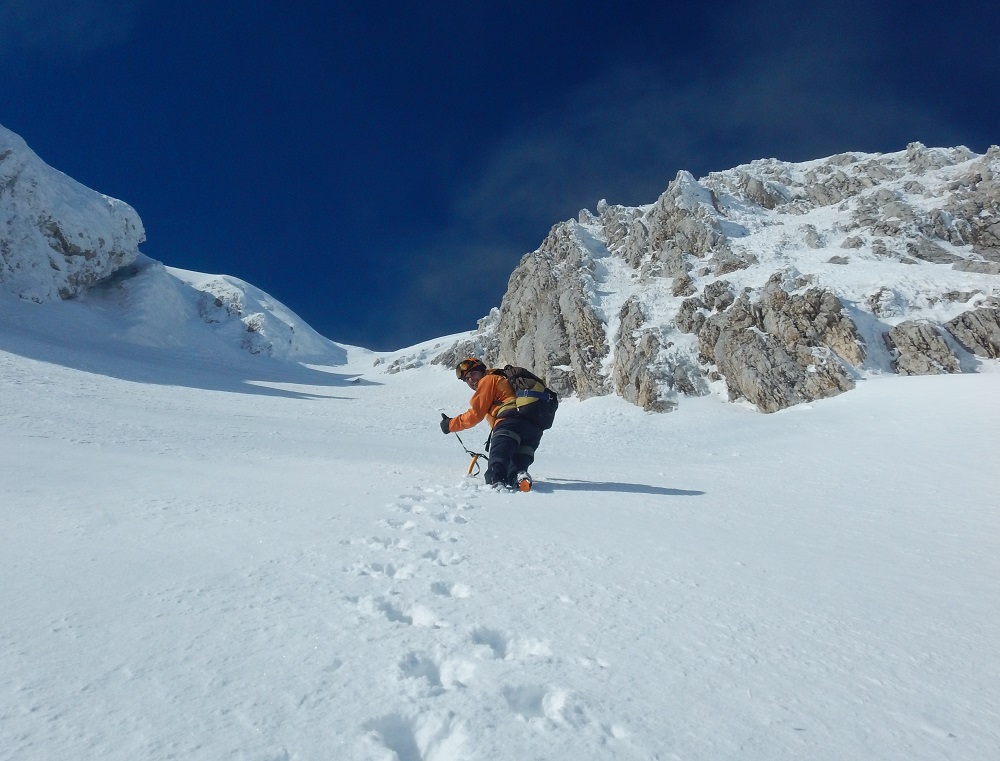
[496, 365, 559, 430]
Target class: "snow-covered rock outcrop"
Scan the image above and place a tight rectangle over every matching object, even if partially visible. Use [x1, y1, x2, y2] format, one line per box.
[0, 122, 346, 363]
[423, 142, 1000, 412]
[0, 123, 145, 301]
[78, 255, 346, 362]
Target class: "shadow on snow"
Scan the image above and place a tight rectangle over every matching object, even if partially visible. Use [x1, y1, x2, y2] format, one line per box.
[0, 320, 377, 400]
[537, 478, 705, 497]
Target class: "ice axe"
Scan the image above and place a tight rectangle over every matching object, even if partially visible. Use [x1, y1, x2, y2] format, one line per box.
[453, 431, 487, 477]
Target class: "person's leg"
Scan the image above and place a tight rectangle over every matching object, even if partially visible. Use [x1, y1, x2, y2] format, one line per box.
[485, 425, 520, 486]
[511, 422, 542, 476]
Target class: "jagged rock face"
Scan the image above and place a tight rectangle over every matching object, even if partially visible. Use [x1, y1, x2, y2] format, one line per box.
[801, 224, 825, 249]
[693, 276, 862, 411]
[647, 171, 759, 277]
[0, 125, 144, 301]
[594, 200, 648, 270]
[715, 327, 854, 412]
[940, 147, 1000, 258]
[885, 322, 960, 375]
[492, 223, 609, 399]
[425, 142, 1000, 413]
[703, 280, 735, 312]
[944, 307, 1000, 359]
[612, 298, 672, 411]
[844, 144, 1000, 270]
[648, 171, 727, 260]
[757, 278, 867, 367]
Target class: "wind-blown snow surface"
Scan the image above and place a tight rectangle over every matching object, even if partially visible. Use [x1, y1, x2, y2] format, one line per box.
[2, 302, 998, 761]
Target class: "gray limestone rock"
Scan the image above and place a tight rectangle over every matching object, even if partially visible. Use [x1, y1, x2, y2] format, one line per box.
[655, 243, 693, 279]
[594, 200, 650, 269]
[492, 223, 609, 399]
[647, 171, 731, 262]
[756, 277, 866, 367]
[713, 327, 854, 412]
[944, 308, 1000, 358]
[952, 260, 1000, 275]
[612, 298, 673, 411]
[906, 237, 960, 264]
[939, 150, 1000, 258]
[905, 141, 975, 173]
[430, 339, 482, 372]
[710, 246, 758, 275]
[703, 280, 735, 311]
[676, 297, 707, 335]
[919, 209, 971, 246]
[804, 168, 873, 207]
[884, 322, 960, 375]
[671, 273, 696, 297]
[736, 170, 788, 210]
[868, 287, 904, 318]
[695, 275, 864, 412]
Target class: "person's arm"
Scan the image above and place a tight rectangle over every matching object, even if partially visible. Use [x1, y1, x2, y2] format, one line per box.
[448, 375, 498, 432]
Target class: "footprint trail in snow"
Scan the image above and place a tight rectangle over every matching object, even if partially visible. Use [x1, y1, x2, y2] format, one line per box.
[340, 480, 640, 760]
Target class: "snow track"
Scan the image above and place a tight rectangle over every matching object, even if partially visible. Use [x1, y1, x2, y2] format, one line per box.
[344, 482, 643, 760]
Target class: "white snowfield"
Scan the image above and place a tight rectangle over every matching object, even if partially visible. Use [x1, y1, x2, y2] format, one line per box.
[1, 295, 998, 761]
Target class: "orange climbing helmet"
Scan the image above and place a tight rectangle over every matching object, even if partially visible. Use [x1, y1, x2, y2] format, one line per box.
[455, 357, 487, 381]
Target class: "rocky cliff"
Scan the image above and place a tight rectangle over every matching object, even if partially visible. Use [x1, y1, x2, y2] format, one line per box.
[422, 142, 1000, 412]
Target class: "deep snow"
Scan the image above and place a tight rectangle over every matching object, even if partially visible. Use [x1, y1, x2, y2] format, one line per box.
[1, 295, 998, 761]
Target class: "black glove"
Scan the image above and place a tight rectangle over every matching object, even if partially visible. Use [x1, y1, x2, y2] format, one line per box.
[440, 413, 452, 434]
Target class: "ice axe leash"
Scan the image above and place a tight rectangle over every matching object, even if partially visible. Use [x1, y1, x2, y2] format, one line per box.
[454, 432, 487, 477]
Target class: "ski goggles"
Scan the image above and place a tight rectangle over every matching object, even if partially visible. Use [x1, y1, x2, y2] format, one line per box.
[456, 358, 484, 381]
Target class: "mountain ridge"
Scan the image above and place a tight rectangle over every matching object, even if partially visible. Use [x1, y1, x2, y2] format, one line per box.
[404, 142, 1000, 412]
[2, 121, 998, 411]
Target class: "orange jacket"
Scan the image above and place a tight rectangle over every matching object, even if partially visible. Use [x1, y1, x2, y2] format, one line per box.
[448, 372, 516, 432]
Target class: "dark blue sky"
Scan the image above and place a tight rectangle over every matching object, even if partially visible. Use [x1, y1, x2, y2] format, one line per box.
[2, 1, 997, 349]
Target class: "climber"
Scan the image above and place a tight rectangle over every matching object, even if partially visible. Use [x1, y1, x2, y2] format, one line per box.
[439, 357, 549, 491]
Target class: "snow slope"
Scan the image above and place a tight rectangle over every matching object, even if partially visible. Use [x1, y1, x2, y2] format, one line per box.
[2, 305, 998, 761]
[2, 121, 347, 365]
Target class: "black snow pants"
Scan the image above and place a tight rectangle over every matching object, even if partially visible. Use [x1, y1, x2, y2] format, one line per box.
[485, 416, 543, 487]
